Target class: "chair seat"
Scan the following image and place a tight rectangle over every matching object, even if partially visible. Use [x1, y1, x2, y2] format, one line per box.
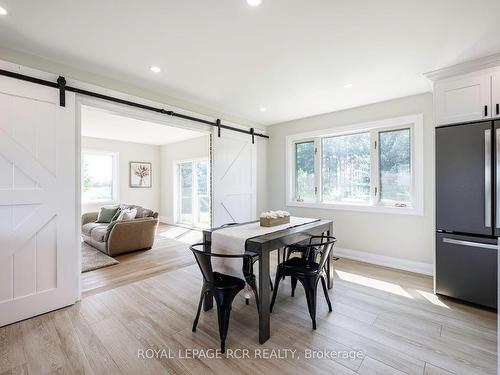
[213, 272, 246, 289]
[282, 257, 320, 274]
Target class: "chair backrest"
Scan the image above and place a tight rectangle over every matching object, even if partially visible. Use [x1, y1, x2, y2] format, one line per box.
[189, 243, 251, 284]
[308, 236, 337, 272]
[190, 243, 215, 283]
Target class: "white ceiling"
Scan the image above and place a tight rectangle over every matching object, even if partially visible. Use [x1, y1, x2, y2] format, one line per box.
[1, 1, 500, 125]
[81, 106, 204, 145]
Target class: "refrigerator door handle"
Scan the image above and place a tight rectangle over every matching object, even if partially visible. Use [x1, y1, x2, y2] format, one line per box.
[443, 237, 498, 250]
[485, 129, 491, 228]
[496, 128, 500, 229]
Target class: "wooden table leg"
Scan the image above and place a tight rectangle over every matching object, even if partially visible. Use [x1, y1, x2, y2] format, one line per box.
[327, 227, 334, 289]
[202, 233, 213, 311]
[258, 250, 270, 344]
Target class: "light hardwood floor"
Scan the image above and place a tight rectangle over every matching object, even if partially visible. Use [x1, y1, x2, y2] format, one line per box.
[1, 233, 497, 375]
[81, 224, 203, 296]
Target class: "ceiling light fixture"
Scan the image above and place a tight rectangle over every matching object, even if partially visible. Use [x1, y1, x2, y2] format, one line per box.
[344, 83, 353, 88]
[246, 0, 262, 7]
[0, 6, 8, 15]
[260, 107, 267, 112]
[150, 66, 161, 73]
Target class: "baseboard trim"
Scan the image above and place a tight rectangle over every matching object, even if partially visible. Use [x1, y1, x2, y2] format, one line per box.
[333, 247, 433, 276]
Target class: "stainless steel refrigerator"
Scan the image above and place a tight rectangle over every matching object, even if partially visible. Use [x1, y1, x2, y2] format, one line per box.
[436, 120, 498, 308]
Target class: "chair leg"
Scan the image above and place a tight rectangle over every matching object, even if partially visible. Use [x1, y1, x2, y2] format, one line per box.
[291, 277, 297, 297]
[214, 289, 240, 354]
[270, 269, 283, 313]
[192, 289, 205, 332]
[302, 278, 318, 330]
[216, 302, 231, 353]
[320, 275, 332, 312]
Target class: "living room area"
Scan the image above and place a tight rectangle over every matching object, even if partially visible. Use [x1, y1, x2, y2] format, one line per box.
[79, 102, 209, 295]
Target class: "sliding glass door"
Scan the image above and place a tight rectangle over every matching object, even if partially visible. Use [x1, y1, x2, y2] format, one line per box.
[177, 159, 210, 228]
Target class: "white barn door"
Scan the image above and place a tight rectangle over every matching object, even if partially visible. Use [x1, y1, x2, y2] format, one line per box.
[0, 76, 78, 326]
[212, 130, 257, 227]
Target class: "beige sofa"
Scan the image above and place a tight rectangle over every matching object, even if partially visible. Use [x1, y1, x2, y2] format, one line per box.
[82, 205, 159, 257]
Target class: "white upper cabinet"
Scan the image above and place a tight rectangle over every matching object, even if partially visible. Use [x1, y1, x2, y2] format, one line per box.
[434, 73, 491, 125]
[492, 71, 500, 119]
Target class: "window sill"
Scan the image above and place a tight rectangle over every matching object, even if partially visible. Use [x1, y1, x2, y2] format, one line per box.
[286, 200, 423, 216]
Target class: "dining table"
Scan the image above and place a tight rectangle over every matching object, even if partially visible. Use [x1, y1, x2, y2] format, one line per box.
[202, 218, 334, 344]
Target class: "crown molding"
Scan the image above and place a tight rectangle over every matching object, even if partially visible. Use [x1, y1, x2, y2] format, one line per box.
[423, 52, 500, 81]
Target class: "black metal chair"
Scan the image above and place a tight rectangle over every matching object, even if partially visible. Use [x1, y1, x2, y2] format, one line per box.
[284, 237, 323, 263]
[190, 243, 255, 353]
[270, 235, 337, 330]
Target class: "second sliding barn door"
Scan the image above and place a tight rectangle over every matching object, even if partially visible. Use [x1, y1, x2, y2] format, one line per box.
[211, 130, 256, 227]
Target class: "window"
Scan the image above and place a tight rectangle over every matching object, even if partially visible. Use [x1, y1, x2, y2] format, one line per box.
[379, 128, 411, 204]
[321, 132, 371, 203]
[295, 141, 316, 201]
[82, 150, 118, 203]
[286, 114, 423, 215]
[176, 159, 210, 227]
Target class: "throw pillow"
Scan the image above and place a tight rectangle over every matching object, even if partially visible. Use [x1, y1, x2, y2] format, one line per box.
[117, 208, 138, 221]
[110, 208, 122, 222]
[96, 207, 120, 223]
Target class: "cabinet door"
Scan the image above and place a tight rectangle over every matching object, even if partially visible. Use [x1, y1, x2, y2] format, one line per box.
[436, 121, 493, 236]
[492, 71, 500, 119]
[435, 73, 491, 125]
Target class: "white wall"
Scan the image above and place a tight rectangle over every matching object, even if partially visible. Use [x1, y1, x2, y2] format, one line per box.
[267, 93, 434, 273]
[160, 136, 210, 224]
[81, 137, 161, 214]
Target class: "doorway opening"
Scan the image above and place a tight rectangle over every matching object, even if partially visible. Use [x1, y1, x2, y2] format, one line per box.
[77, 98, 211, 296]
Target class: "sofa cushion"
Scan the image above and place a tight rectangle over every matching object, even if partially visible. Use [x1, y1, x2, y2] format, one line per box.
[91, 226, 109, 242]
[82, 222, 106, 236]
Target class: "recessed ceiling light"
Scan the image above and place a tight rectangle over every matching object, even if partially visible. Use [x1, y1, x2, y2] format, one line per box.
[150, 66, 161, 73]
[260, 107, 267, 112]
[247, 0, 262, 7]
[344, 83, 353, 88]
[0, 6, 8, 15]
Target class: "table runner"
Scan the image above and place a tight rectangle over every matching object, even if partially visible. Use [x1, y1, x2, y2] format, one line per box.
[211, 217, 319, 281]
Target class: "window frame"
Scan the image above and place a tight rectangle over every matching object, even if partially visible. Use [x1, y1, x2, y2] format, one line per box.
[286, 114, 424, 216]
[81, 149, 119, 204]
